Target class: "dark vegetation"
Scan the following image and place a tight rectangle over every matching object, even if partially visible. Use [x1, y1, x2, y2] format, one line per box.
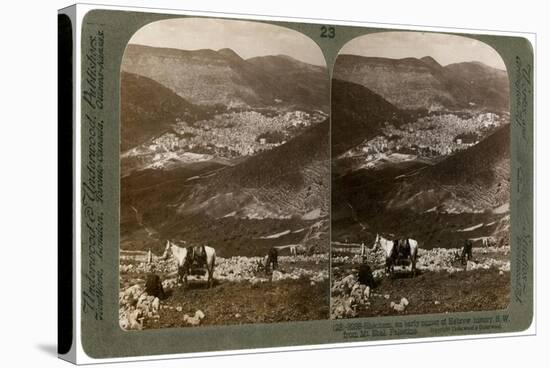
[120, 72, 209, 151]
[256, 130, 286, 144]
[331, 79, 406, 157]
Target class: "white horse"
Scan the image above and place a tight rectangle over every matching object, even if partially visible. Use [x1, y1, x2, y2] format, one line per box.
[289, 244, 307, 257]
[163, 240, 216, 288]
[373, 234, 419, 277]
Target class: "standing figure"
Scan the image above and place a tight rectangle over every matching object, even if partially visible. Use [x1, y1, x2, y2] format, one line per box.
[461, 239, 473, 265]
[264, 247, 278, 274]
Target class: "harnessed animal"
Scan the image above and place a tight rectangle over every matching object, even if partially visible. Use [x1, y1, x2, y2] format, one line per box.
[163, 240, 216, 288]
[289, 244, 307, 257]
[373, 234, 419, 277]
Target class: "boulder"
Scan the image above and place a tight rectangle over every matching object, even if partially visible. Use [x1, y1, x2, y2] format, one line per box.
[151, 297, 160, 313]
[391, 302, 405, 312]
[271, 270, 284, 281]
[183, 314, 201, 326]
[128, 309, 143, 330]
[390, 297, 409, 312]
[195, 310, 205, 320]
[364, 286, 371, 299]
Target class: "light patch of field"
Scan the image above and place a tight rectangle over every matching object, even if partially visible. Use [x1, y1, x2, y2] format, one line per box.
[457, 223, 484, 232]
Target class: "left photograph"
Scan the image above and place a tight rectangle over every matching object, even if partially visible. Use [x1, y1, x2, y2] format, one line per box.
[118, 18, 330, 330]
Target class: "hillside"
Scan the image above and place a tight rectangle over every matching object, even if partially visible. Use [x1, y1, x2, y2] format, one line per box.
[387, 124, 510, 213]
[331, 126, 510, 245]
[246, 55, 329, 111]
[177, 119, 330, 220]
[443, 61, 510, 111]
[332, 55, 509, 111]
[331, 79, 405, 157]
[122, 44, 329, 111]
[121, 119, 330, 255]
[120, 71, 207, 151]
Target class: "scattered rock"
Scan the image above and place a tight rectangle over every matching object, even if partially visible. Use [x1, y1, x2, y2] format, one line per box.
[271, 270, 284, 281]
[119, 308, 143, 331]
[390, 297, 410, 313]
[182, 310, 206, 326]
[364, 286, 370, 299]
[331, 295, 358, 319]
[195, 310, 205, 320]
[391, 302, 406, 312]
[152, 297, 160, 313]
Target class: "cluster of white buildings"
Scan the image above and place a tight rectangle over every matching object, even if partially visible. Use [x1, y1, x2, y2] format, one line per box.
[146, 109, 326, 158]
[355, 112, 508, 162]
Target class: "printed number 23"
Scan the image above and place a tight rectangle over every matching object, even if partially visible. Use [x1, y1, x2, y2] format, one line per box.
[320, 26, 335, 39]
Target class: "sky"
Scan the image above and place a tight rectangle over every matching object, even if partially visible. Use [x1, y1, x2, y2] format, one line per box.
[338, 31, 506, 70]
[129, 17, 326, 66]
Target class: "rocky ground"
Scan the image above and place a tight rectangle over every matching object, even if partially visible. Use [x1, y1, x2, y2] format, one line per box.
[120, 251, 329, 329]
[331, 245, 510, 319]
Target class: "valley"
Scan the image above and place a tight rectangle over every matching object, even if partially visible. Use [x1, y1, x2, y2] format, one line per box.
[119, 38, 330, 328]
[330, 47, 511, 319]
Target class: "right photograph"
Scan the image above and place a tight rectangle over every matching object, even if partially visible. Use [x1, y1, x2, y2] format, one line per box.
[330, 31, 511, 319]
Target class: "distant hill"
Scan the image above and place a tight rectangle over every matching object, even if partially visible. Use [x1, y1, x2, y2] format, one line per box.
[333, 54, 509, 111]
[331, 79, 405, 157]
[331, 124, 510, 245]
[177, 119, 330, 220]
[246, 55, 329, 111]
[120, 71, 207, 152]
[122, 44, 329, 111]
[387, 124, 511, 213]
[443, 61, 510, 111]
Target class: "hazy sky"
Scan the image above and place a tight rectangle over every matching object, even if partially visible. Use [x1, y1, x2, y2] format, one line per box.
[130, 18, 326, 66]
[339, 31, 506, 70]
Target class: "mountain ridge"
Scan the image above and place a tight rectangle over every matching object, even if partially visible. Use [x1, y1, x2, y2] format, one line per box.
[122, 44, 329, 111]
[333, 54, 509, 111]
